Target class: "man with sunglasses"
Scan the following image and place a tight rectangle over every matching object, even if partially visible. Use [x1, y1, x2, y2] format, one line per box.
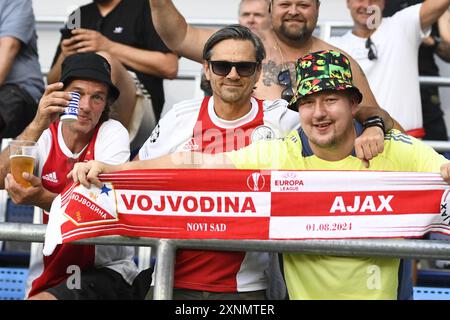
[329, 0, 450, 138]
[199, 0, 272, 97]
[148, 0, 402, 166]
[71, 50, 450, 299]
[135, 25, 297, 299]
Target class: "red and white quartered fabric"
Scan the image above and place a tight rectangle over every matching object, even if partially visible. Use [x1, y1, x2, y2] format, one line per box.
[43, 169, 450, 255]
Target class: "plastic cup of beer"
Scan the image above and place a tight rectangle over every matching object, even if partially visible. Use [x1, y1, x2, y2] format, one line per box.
[9, 140, 38, 188]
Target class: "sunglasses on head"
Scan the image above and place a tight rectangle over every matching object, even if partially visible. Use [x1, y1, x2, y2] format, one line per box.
[365, 37, 378, 61]
[209, 60, 258, 77]
[278, 69, 294, 102]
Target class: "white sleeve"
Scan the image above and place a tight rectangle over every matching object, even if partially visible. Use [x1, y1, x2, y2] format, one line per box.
[272, 99, 300, 134]
[281, 109, 301, 133]
[36, 129, 52, 177]
[138, 107, 179, 160]
[392, 4, 430, 43]
[263, 99, 300, 137]
[94, 120, 130, 165]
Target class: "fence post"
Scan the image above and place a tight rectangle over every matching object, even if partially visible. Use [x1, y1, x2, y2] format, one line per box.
[153, 239, 176, 300]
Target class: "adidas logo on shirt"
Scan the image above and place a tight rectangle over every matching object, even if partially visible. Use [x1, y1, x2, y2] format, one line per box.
[182, 138, 199, 152]
[42, 172, 58, 183]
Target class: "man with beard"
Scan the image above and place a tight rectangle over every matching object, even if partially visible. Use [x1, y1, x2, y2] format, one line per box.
[47, 0, 178, 151]
[148, 0, 400, 166]
[329, 0, 450, 138]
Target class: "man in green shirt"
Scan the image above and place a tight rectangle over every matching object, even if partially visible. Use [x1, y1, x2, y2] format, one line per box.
[71, 50, 450, 299]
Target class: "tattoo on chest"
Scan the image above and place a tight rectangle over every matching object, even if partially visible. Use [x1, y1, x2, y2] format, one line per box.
[262, 60, 296, 87]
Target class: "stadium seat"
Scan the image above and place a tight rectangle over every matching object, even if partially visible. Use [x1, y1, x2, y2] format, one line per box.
[1, 200, 33, 262]
[0, 267, 28, 300]
[414, 286, 450, 300]
[6, 199, 34, 224]
[416, 269, 450, 288]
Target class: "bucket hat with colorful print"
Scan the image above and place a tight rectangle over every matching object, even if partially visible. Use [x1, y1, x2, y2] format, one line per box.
[289, 50, 363, 109]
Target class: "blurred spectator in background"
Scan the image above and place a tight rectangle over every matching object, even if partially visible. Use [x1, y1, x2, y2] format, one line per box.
[329, 0, 450, 138]
[384, 0, 450, 142]
[46, 0, 178, 152]
[0, 0, 44, 139]
[239, 0, 272, 32]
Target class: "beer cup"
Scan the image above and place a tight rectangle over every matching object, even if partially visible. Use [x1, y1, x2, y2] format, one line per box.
[60, 91, 80, 122]
[9, 140, 38, 188]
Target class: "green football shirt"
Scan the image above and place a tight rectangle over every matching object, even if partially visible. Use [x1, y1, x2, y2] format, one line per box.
[227, 129, 448, 299]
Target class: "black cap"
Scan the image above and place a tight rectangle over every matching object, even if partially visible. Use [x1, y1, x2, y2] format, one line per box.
[60, 52, 120, 102]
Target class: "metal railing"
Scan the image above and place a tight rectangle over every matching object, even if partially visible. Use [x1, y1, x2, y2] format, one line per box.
[419, 76, 450, 87]
[3, 17, 448, 300]
[424, 140, 450, 152]
[1, 221, 450, 299]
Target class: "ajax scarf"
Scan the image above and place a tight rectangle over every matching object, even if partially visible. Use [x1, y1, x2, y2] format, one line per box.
[43, 169, 450, 256]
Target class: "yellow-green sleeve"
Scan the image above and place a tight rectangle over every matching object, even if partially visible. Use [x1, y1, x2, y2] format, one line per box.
[412, 138, 449, 172]
[384, 130, 449, 172]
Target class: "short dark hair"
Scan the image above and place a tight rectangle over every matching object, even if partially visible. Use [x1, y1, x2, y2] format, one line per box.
[202, 24, 266, 64]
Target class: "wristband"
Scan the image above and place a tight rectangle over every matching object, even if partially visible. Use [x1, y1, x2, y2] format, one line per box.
[363, 116, 386, 134]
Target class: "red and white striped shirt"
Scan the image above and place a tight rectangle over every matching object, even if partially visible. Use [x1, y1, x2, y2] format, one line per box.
[139, 96, 298, 292]
[27, 120, 137, 297]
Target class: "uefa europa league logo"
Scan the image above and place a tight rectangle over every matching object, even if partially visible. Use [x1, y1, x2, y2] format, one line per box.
[247, 172, 265, 191]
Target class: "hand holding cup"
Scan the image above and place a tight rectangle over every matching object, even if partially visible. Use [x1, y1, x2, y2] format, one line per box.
[9, 140, 38, 188]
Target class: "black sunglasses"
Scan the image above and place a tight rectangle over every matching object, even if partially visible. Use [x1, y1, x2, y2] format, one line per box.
[278, 69, 294, 102]
[365, 37, 378, 61]
[209, 60, 258, 77]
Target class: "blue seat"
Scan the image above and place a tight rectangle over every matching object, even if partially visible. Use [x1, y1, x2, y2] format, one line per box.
[0, 267, 28, 300]
[6, 199, 33, 223]
[414, 286, 450, 300]
[417, 269, 450, 288]
[1, 200, 33, 261]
